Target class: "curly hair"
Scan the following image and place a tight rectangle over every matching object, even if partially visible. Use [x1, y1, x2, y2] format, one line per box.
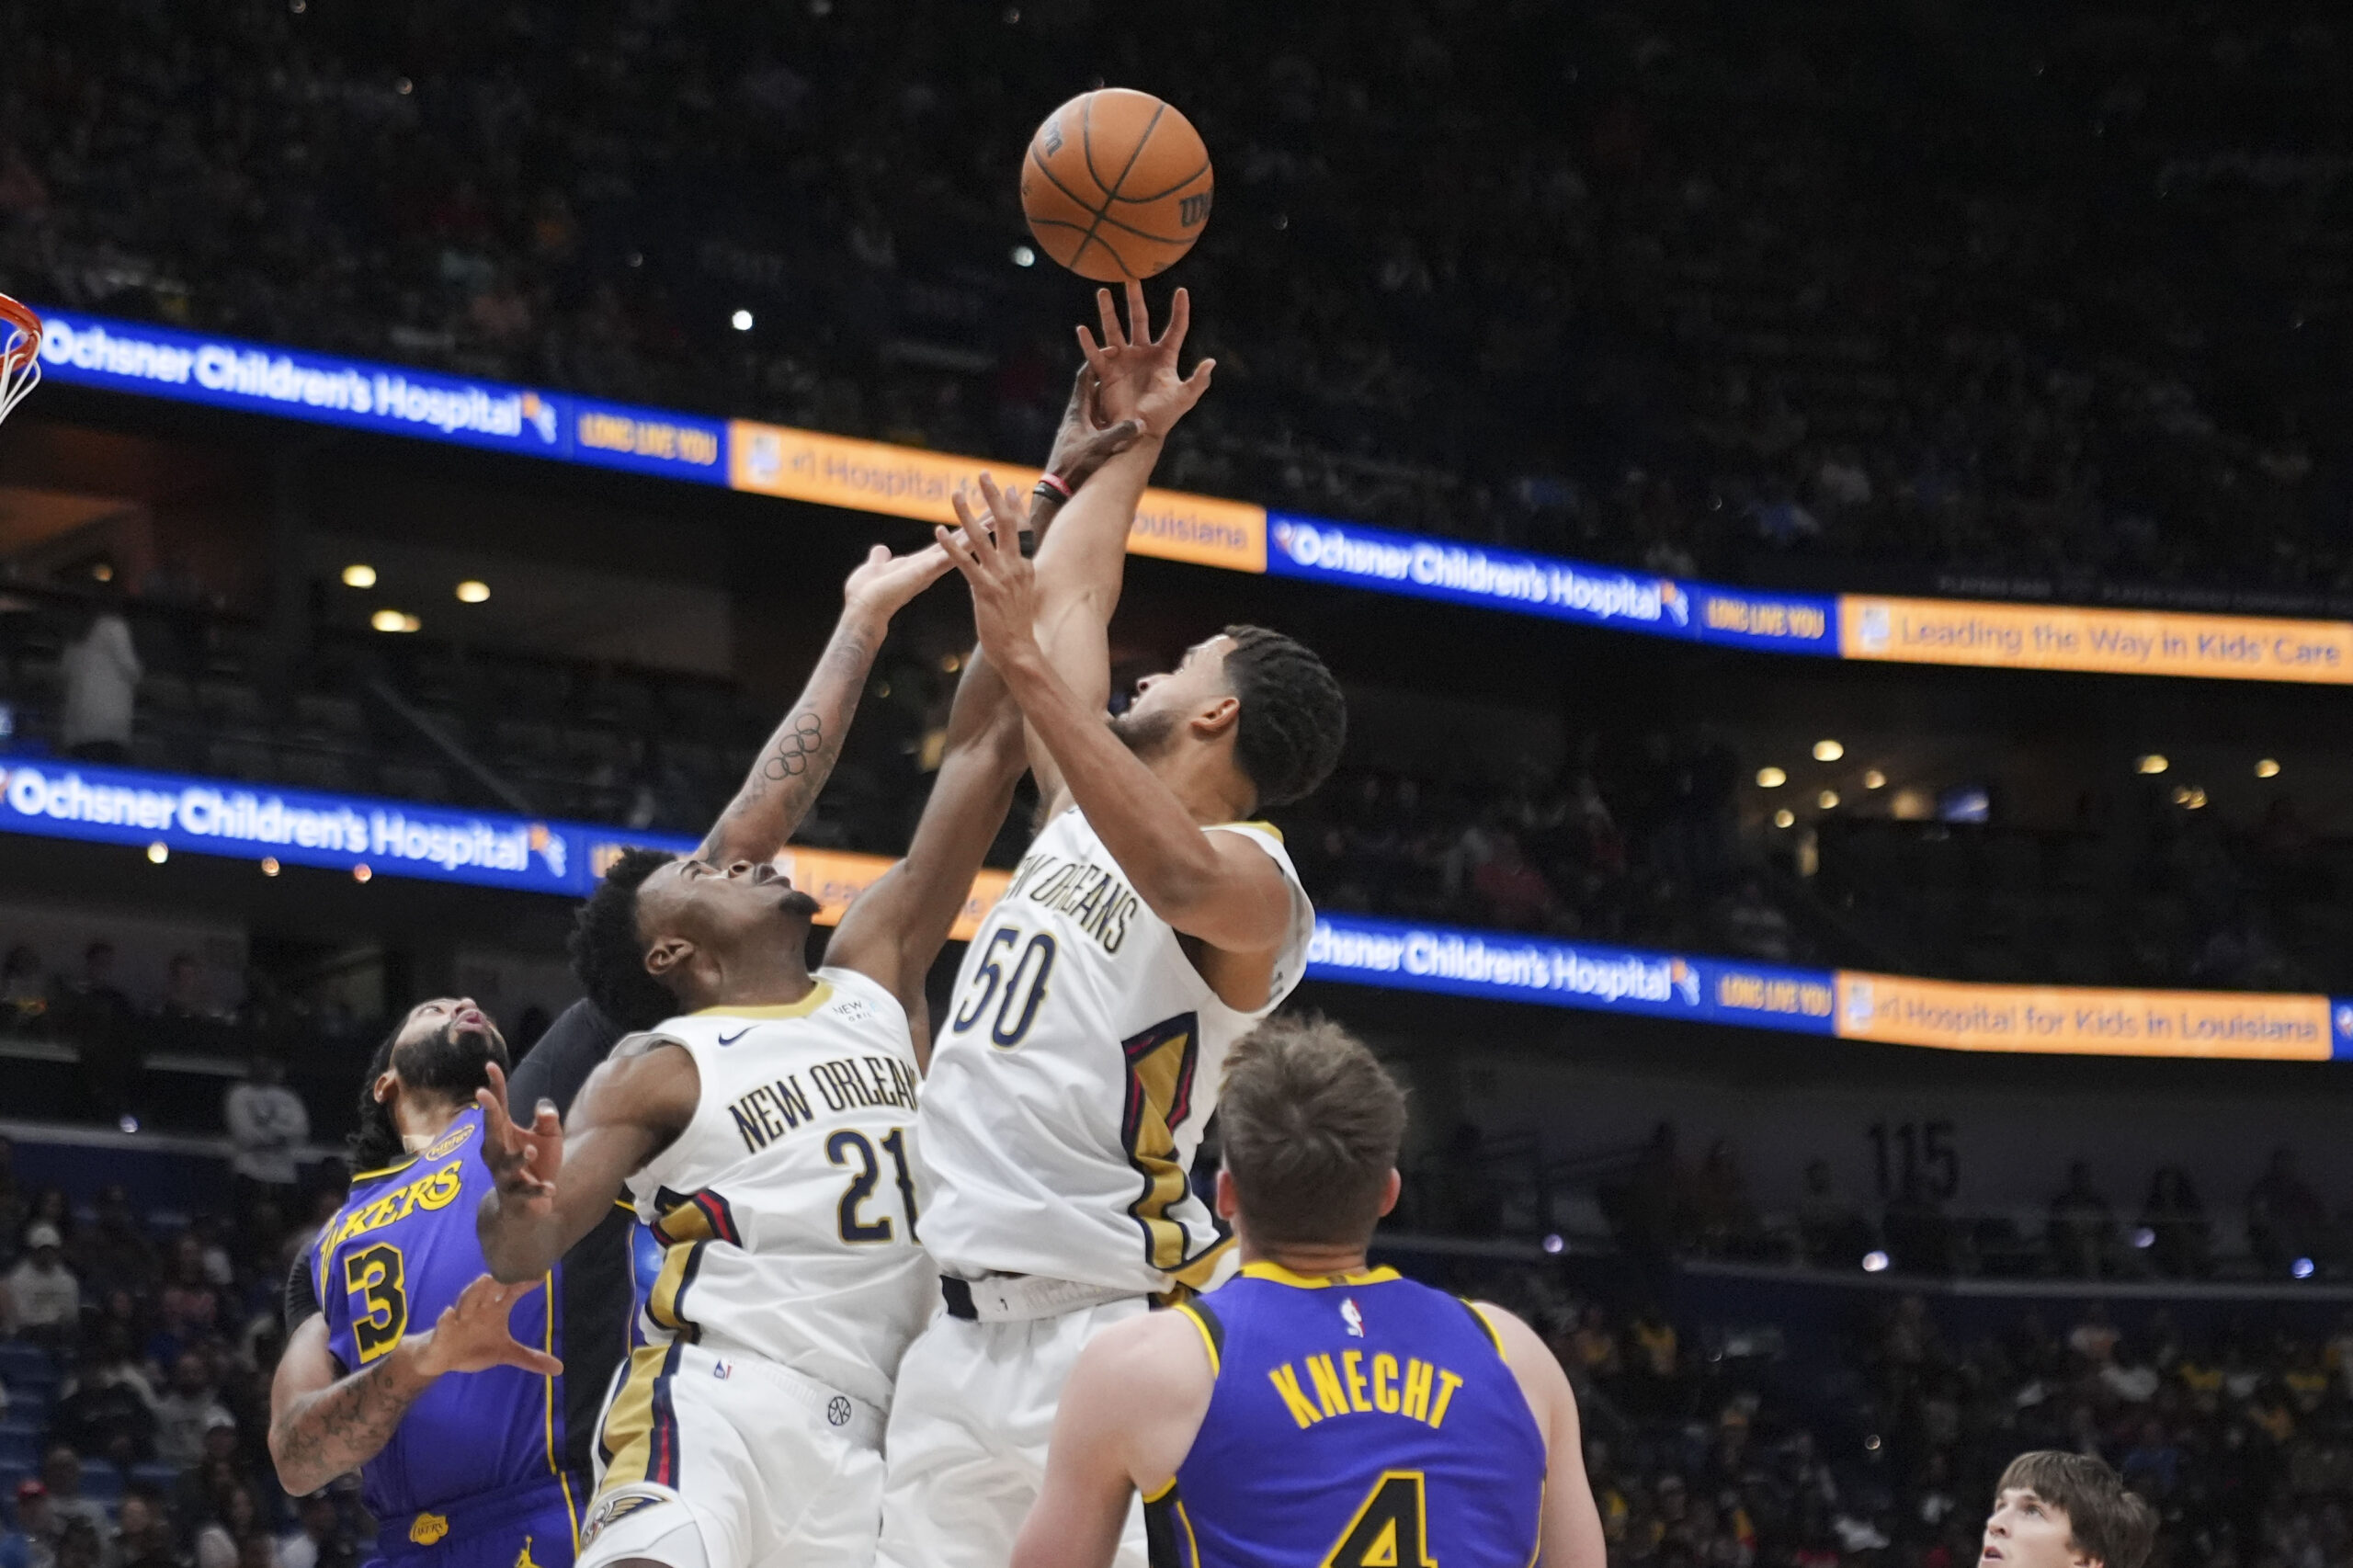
[346, 1021, 407, 1175]
[1220, 625, 1347, 810]
[568, 846, 684, 1032]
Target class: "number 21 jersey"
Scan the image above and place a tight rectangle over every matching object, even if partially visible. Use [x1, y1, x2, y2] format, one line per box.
[915, 808, 1314, 1295]
[620, 967, 933, 1410]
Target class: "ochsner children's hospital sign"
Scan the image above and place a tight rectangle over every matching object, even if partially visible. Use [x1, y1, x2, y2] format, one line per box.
[39, 315, 556, 448]
[0, 762, 585, 893]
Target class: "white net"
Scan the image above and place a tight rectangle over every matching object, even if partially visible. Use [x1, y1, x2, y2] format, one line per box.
[0, 306, 41, 425]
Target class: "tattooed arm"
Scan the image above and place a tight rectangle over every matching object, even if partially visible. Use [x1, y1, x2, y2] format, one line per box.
[696, 542, 954, 867]
[268, 1276, 561, 1495]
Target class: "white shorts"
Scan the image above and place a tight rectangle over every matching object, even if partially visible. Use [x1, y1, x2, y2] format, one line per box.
[579, 1341, 885, 1568]
[875, 1296, 1151, 1568]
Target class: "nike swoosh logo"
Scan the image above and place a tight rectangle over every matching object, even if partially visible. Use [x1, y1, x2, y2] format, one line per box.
[717, 1028, 752, 1047]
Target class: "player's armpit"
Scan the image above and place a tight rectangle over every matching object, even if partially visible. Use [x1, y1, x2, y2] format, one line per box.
[1481, 1306, 1608, 1568]
[1013, 1312, 1216, 1568]
[476, 1041, 695, 1282]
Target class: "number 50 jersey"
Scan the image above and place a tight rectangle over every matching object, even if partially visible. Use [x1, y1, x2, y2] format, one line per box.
[916, 809, 1315, 1296]
[620, 967, 933, 1411]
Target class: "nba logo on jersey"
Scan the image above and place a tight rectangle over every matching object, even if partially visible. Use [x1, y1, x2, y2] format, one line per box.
[1340, 1299, 1365, 1338]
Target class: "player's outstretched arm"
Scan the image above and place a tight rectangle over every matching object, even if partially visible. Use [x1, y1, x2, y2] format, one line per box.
[268, 1276, 560, 1495]
[1013, 1311, 1215, 1568]
[1024, 285, 1211, 812]
[474, 1047, 695, 1282]
[939, 503, 1293, 958]
[826, 457, 1131, 1061]
[1481, 1305, 1608, 1568]
[697, 540, 954, 867]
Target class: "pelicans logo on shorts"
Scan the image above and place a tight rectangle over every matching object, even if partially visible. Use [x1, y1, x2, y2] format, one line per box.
[579, 1494, 663, 1544]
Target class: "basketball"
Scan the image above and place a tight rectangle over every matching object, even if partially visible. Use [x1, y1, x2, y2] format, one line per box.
[1020, 88, 1213, 281]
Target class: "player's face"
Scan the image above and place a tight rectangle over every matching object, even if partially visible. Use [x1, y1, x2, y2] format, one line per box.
[637, 857, 823, 949]
[389, 997, 509, 1094]
[1981, 1489, 2088, 1568]
[1110, 634, 1237, 754]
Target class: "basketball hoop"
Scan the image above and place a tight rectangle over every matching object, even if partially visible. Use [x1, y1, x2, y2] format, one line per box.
[0, 293, 42, 426]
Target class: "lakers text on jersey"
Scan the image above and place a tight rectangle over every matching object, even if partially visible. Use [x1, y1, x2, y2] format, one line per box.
[1153, 1265, 1547, 1568]
[915, 810, 1315, 1295]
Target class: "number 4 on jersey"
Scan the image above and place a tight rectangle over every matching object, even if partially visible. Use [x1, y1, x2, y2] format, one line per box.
[1325, 1471, 1437, 1568]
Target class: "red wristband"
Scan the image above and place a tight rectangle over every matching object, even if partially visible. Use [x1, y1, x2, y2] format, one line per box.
[1035, 472, 1074, 502]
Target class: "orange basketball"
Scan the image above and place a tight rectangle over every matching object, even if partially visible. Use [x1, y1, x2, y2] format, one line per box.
[1020, 89, 1213, 282]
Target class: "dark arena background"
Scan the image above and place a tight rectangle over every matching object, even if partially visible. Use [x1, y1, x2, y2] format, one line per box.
[3, 2, 2353, 1566]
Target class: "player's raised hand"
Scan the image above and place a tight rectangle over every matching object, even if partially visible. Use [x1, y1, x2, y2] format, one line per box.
[1075, 282, 1214, 438]
[1040, 367, 1146, 499]
[476, 1062, 561, 1216]
[938, 475, 1043, 665]
[841, 540, 955, 625]
[410, 1275, 564, 1380]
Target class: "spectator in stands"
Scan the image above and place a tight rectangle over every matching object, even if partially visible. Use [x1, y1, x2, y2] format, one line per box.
[1470, 830, 1558, 930]
[2, 1223, 79, 1349]
[34, 1454, 107, 1557]
[2246, 1146, 2334, 1278]
[57, 593, 141, 766]
[48, 950, 133, 1121]
[2139, 1165, 2211, 1279]
[0, 1142, 22, 1269]
[1796, 1158, 1872, 1268]
[46, 1524, 95, 1568]
[53, 1324, 157, 1464]
[153, 1353, 232, 1472]
[1691, 1139, 1761, 1257]
[153, 1236, 222, 1362]
[276, 1493, 357, 1568]
[2047, 1160, 2116, 1278]
[112, 1492, 174, 1568]
[1568, 1304, 1621, 1384]
[221, 1060, 307, 1210]
[70, 1190, 154, 1303]
[191, 1482, 259, 1568]
[0, 1480, 54, 1568]
[2067, 1302, 2121, 1367]
[158, 956, 220, 1023]
[1, 950, 46, 1033]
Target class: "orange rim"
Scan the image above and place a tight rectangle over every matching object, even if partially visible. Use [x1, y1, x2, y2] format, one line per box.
[0, 292, 41, 370]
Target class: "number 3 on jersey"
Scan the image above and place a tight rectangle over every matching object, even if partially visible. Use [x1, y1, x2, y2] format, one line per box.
[1325, 1472, 1437, 1568]
[342, 1244, 408, 1363]
[951, 926, 1057, 1048]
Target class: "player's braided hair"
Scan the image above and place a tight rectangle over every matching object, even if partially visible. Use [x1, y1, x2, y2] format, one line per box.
[346, 1020, 407, 1175]
[1219, 625, 1347, 810]
[569, 846, 685, 1033]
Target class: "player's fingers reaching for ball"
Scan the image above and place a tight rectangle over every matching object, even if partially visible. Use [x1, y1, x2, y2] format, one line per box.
[1157, 286, 1191, 351]
[1097, 287, 1128, 351]
[1123, 280, 1152, 350]
[974, 471, 1029, 534]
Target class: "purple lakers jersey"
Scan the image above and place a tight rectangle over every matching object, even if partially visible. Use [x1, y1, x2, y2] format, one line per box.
[1154, 1264, 1546, 1568]
[313, 1109, 573, 1528]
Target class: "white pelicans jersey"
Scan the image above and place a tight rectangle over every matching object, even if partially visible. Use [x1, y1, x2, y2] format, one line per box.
[622, 967, 930, 1410]
[915, 807, 1314, 1295]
